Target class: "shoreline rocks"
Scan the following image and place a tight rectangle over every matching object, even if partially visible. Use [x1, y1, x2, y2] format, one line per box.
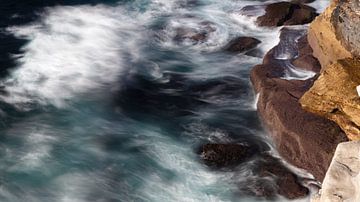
[199, 143, 309, 199]
[300, 0, 360, 140]
[250, 27, 348, 181]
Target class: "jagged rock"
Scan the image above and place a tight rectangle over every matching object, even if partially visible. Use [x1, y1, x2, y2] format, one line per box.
[332, 0, 360, 56]
[307, 1, 352, 69]
[300, 58, 360, 140]
[311, 141, 360, 202]
[256, 2, 317, 27]
[250, 29, 347, 181]
[224, 37, 261, 53]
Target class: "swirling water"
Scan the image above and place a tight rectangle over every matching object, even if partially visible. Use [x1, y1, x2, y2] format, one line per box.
[0, 0, 328, 201]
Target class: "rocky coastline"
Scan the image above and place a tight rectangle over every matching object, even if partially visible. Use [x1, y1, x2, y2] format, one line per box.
[252, 0, 360, 200]
[198, 0, 360, 200]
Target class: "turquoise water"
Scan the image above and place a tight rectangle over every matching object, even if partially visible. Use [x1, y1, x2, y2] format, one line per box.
[0, 0, 328, 201]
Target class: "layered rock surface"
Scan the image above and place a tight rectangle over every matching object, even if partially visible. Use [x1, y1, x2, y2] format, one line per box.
[306, 1, 351, 68]
[300, 59, 360, 140]
[301, 0, 360, 140]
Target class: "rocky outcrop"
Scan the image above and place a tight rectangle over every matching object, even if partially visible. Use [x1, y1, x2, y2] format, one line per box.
[251, 28, 348, 181]
[300, 59, 360, 140]
[256, 2, 318, 27]
[200, 143, 309, 199]
[300, 0, 360, 140]
[306, 1, 351, 69]
[224, 37, 261, 53]
[312, 141, 360, 202]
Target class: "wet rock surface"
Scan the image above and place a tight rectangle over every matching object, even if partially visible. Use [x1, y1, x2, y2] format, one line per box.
[199, 143, 309, 199]
[250, 28, 348, 182]
[256, 2, 317, 27]
[224, 37, 261, 53]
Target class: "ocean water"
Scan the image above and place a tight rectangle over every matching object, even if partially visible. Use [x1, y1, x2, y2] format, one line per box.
[0, 0, 328, 201]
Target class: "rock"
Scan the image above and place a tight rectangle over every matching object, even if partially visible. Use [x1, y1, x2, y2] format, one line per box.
[200, 143, 309, 199]
[311, 141, 360, 202]
[256, 155, 309, 199]
[173, 21, 216, 44]
[307, 1, 352, 69]
[300, 58, 360, 140]
[200, 143, 256, 167]
[250, 28, 348, 181]
[332, 0, 360, 56]
[292, 35, 321, 72]
[224, 37, 261, 53]
[256, 2, 317, 27]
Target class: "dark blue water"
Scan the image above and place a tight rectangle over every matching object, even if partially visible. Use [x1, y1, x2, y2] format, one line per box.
[0, 0, 328, 201]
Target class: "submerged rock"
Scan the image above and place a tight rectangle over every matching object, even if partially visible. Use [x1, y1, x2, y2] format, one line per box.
[312, 141, 360, 202]
[200, 143, 256, 167]
[224, 37, 261, 53]
[256, 2, 317, 27]
[300, 59, 360, 140]
[200, 144, 309, 199]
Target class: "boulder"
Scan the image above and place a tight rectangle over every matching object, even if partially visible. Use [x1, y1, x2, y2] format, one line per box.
[224, 37, 261, 53]
[300, 58, 360, 140]
[256, 2, 317, 27]
[311, 141, 360, 202]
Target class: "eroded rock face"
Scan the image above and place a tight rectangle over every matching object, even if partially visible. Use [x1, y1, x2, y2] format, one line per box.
[300, 59, 360, 140]
[307, 1, 352, 69]
[256, 2, 317, 27]
[312, 141, 360, 202]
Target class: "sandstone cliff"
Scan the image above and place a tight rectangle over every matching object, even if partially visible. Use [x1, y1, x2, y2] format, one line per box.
[300, 0, 360, 140]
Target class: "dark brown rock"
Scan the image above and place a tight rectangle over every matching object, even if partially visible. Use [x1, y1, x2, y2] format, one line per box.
[200, 144, 256, 167]
[224, 37, 261, 53]
[256, 2, 317, 27]
[200, 143, 309, 199]
[256, 155, 309, 199]
[250, 30, 348, 181]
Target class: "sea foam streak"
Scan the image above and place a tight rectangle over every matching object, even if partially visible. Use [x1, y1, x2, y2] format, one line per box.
[3, 5, 142, 109]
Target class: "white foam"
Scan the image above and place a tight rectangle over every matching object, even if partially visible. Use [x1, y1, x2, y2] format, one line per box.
[3, 5, 144, 109]
[282, 62, 316, 80]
